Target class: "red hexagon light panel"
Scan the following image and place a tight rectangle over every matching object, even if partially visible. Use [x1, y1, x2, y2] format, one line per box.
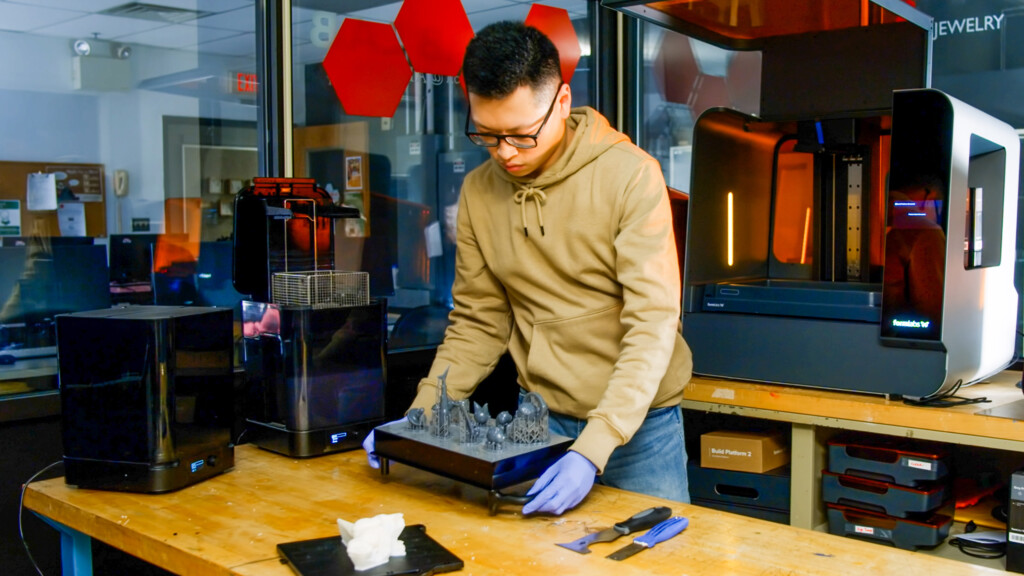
[653, 32, 700, 107]
[525, 4, 581, 85]
[725, 50, 761, 116]
[395, 0, 474, 77]
[689, 73, 729, 120]
[323, 19, 411, 118]
[324, 3, 586, 117]
[654, 31, 760, 121]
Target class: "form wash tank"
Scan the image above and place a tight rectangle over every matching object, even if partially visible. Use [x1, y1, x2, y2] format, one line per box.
[234, 177, 386, 457]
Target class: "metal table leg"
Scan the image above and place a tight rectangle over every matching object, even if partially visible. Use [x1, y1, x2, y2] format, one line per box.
[37, 515, 93, 576]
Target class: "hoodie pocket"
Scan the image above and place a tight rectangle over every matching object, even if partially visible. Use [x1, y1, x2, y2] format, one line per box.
[526, 304, 623, 400]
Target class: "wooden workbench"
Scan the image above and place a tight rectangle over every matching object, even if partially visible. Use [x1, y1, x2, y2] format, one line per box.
[682, 369, 1024, 532]
[25, 444, 1006, 576]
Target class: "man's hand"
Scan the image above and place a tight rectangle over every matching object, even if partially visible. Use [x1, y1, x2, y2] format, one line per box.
[522, 451, 597, 515]
[363, 417, 407, 469]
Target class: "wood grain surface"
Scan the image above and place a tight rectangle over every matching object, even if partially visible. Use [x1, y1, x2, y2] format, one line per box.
[684, 369, 1024, 443]
[24, 444, 1006, 575]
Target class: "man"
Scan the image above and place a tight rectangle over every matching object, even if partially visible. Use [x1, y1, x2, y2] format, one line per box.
[367, 21, 693, 515]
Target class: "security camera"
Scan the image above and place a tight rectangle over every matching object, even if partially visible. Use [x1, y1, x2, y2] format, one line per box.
[115, 45, 132, 60]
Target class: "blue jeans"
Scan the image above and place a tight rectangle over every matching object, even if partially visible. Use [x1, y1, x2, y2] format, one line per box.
[522, 391, 690, 503]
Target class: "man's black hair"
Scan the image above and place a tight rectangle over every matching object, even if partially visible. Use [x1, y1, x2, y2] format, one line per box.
[462, 21, 561, 100]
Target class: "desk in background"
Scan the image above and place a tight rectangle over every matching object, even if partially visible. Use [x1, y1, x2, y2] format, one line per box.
[25, 444, 1006, 576]
[0, 356, 58, 422]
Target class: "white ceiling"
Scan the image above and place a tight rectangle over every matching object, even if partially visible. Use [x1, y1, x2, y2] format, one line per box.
[0, 0, 589, 61]
[0, 0, 256, 55]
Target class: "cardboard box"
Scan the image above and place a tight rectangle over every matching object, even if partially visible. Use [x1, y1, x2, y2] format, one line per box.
[701, 430, 790, 473]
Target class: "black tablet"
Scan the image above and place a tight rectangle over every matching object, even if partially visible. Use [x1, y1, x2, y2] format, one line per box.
[277, 524, 463, 576]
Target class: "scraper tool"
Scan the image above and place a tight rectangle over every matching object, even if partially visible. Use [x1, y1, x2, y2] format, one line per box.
[555, 506, 671, 554]
[606, 516, 688, 561]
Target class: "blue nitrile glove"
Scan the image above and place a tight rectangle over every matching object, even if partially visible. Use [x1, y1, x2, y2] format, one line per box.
[522, 451, 597, 515]
[364, 417, 407, 469]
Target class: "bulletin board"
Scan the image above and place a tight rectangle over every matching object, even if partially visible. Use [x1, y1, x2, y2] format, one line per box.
[0, 160, 107, 238]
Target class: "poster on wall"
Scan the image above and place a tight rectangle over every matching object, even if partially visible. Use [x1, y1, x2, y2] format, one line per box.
[57, 202, 86, 236]
[0, 199, 21, 236]
[46, 165, 104, 202]
[342, 192, 366, 237]
[917, 0, 1024, 128]
[346, 156, 363, 190]
[26, 172, 57, 211]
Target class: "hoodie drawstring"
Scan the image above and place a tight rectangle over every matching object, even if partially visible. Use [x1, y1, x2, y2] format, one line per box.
[513, 186, 547, 237]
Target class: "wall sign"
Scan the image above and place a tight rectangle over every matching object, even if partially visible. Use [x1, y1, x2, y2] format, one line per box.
[918, 0, 1024, 127]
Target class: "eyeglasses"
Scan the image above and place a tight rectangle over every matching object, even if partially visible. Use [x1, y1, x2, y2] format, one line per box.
[465, 84, 562, 149]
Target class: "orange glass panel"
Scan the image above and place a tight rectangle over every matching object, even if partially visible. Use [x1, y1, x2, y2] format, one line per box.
[644, 0, 915, 44]
[870, 131, 891, 267]
[772, 139, 815, 265]
[153, 233, 198, 276]
[164, 197, 202, 244]
[248, 178, 335, 266]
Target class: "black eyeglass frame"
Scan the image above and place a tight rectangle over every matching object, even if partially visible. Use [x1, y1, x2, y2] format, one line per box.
[464, 83, 564, 149]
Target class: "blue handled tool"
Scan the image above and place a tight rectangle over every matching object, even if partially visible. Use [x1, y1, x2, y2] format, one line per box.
[605, 516, 689, 561]
[555, 506, 671, 554]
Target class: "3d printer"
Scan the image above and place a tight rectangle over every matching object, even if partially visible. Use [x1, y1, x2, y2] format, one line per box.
[233, 177, 387, 457]
[58, 305, 236, 493]
[605, 0, 1020, 398]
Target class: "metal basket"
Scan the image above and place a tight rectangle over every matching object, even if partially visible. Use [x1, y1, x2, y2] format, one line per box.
[271, 270, 369, 308]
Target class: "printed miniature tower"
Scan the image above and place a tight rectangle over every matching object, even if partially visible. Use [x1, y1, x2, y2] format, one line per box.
[430, 366, 451, 437]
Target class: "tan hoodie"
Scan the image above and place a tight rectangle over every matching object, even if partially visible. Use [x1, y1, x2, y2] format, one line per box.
[409, 107, 693, 473]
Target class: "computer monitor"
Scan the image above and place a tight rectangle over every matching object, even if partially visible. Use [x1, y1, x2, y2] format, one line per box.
[0, 246, 28, 324]
[196, 240, 246, 311]
[51, 244, 111, 314]
[109, 234, 157, 284]
[12, 244, 110, 324]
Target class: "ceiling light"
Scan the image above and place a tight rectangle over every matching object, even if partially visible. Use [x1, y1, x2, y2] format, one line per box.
[72, 39, 91, 56]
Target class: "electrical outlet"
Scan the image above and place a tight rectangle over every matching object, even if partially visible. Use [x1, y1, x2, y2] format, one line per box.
[132, 217, 150, 232]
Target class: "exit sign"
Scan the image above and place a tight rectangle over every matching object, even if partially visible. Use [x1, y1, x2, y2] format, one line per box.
[234, 72, 258, 94]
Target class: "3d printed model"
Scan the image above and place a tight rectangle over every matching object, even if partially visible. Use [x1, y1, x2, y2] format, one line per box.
[409, 367, 552, 449]
[373, 368, 572, 513]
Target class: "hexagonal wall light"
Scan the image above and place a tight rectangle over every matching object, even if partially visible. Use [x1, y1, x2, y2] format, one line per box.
[525, 4, 581, 85]
[725, 50, 761, 115]
[689, 73, 729, 121]
[323, 18, 412, 118]
[653, 32, 700, 106]
[395, 0, 474, 77]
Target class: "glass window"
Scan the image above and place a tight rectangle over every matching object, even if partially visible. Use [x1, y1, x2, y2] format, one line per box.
[290, 0, 595, 350]
[0, 1, 257, 407]
[638, 21, 760, 193]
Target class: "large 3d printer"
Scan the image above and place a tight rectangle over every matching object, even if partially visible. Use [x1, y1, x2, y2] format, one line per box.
[606, 0, 1020, 398]
[233, 178, 387, 457]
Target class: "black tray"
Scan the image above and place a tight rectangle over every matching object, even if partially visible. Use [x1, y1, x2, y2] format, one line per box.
[828, 435, 950, 486]
[826, 503, 952, 550]
[374, 421, 572, 491]
[822, 470, 949, 517]
[277, 524, 462, 576]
